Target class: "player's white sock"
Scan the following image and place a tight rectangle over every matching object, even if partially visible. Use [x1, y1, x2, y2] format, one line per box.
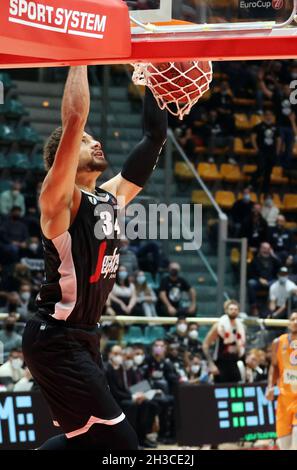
[291, 427, 297, 450]
[277, 435, 292, 450]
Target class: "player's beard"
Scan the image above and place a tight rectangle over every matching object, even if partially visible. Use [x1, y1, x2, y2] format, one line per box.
[79, 158, 108, 173]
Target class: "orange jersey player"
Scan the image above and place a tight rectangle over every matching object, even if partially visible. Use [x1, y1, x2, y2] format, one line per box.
[266, 311, 297, 450]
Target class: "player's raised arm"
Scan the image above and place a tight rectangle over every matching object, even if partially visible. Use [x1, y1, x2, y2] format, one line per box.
[100, 87, 168, 207]
[39, 66, 90, 239]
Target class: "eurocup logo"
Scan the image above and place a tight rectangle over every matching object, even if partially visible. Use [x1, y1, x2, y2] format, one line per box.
[290, 350, 297, 366]
[272, 0, 284, 9]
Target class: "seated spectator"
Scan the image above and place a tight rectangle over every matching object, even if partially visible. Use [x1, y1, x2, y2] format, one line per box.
[202, 300, 245, 384]
[0, 349, 25, 390]
[237, 349, 263, 383]
[0, 314, 22, 361]
[240, 204, 268, 251]
[109, 265, 137, 315]
[175, 125, 197, 162]
[158, 262, 196, 317]
[13, 367, 34, 392]
[106, 345, 157, 449]
[250, 109, 281, 194]
[23, 206, 40, 237]
[248, 242, 280, 314]
[185, 354, 210, 384]
[136, 241, 164, 278]
[286, 247, 297, 284]
[200, 109, 235, 164]
[166, 343, 188, 381]
[0, 181, 26, 217]
[230, 188, 254, 237]
[269, 215, 294, 264]
[0, 206, 29, 264]
[267, 267, 297, 319]
[119, 239, 138, 276]
[17, 282, 36, 321]
[187, 322, 204, 357]
[20, 236, 43, 260]
[134, 270, 157, 317]
[261, 195, 280, 228]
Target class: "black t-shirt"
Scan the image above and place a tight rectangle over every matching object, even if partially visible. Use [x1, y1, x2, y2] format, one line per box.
[273, 90, 296, 127]
[253, 122, 280, 153]
[160, 275, 191, 309]
[269, 227, 293, 253]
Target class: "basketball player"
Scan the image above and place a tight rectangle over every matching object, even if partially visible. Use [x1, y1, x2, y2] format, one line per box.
[266, 311, 297, 450]
[22, 66, 167, 450]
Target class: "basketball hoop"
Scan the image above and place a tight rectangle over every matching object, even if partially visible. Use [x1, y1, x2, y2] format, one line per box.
[132, 61, 213, 120]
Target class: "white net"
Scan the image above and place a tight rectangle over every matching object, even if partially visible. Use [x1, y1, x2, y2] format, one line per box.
[132, 61, 213, 120]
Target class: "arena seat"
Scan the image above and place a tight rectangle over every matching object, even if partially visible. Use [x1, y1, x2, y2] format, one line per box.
[144, 325, 165, 344]
[191, 190, 213, 207]
[197, 163, 222, 182]
[271, 166, 289, 185]
[0, 152, 9, 169]
[0, 72, 16, 90]
[220, 164, 244, 183]
[283, 194, 297, 212]
[234, 113, 252, 130]
[17, 125, 42, 145]
[1, 99, 28, 119]
[215, 191, 236, 209]
[234, 137, 256, 156]
[9, 152, 30, 169]
[0, 124, 18, 143]
[124, 326, 144, 345]
[174, 161, 194, 180]
[242, 164, 257, 181]
[31, 153, 45, 171]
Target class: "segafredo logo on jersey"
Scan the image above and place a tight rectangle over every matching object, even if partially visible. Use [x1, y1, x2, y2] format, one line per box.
[101, 247, 120, 279]
[9, 0, 107, 39]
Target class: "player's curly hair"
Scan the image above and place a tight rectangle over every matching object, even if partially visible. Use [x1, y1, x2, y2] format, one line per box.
[43, 126, 63, 171]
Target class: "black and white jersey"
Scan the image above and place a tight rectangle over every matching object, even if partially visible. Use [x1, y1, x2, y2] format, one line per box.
[37, 188, 121, 326]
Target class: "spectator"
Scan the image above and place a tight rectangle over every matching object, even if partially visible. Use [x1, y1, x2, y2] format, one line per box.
[166, 342, 188, 381]
[0, 181, 26, 217]
[240, 203, 268, 250]
[250, 109, 281, 193]
[23, 206, 40, 237]
[119, 239, 138, 276]
[237, 349, 263, 383]
[13, 367, 34, 392]
[202, 300, 245, 383]
[0, 349, 25, 390]
[261, 195, 280, 228]
[158, 262, 196, 317]
[269, 215, 294, 264]
[259, 80, 297, 169]
[20, 236, 43, 259]
[17, 282, 35, 321]
[109, 265, 137, 315]
[187, 322, 204, 357]
[144, 339, 177, 443]
[186, 354, 210, 384]
[200, 109, 235, 164]
[248, 242, 280, 313]
[0, 206, 29, 263]
[0, 314, 22, 361]
[106, 345, 157, 449]
[230, 188, 254, 236]
[267, 267, 297, 319]
[134, 270, 157, 317]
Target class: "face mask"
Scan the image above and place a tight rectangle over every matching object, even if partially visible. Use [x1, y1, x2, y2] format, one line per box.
[124, 359, 134, 370]
[279, 277, 288, 285]
[137, 276, 146, 285]
[118, 271, 128, 281]
[169, 268, 179, 277]
[265, 199, 273, 207]
[191, 365, 200, 375]
[153, 346, 165, 356]
[112, 355, 123, 366]
[5, 324, 14, 333]
[21, 292, 31, 302]
[243, 194, 250, 202]
[189, 330, 199, 340]
[11, 358, 23, 370]
[134, 354, 145, 366]
[29, 243, 39, 252]
[177, 324, 187, 334]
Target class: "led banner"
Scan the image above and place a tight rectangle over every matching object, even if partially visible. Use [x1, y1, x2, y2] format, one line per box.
[0, 0, 131, 65]
[176, 382, 277, 446]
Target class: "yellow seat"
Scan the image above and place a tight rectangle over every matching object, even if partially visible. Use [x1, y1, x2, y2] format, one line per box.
[285, 221, 297, 230]
[235, 113, 252, 130]
[220, 164, 243, 183]
[174, 162, 194, 180]
[251, 114, 263, 127]
[231, 247, 240, 264]
[215, 191, 236, 210]
[271, 166, 289, 185]
[283, 194, 297, 212]
[233, 98, 256, 107]
[197, 163, 222, 182]
[191, 190, 212, 207]
[234, 137, 256, 156]
[293, 142, 297, 157]
[242, 164, 257, 181]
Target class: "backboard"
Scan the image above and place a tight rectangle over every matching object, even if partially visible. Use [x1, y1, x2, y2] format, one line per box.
[125, 0, 297, 62]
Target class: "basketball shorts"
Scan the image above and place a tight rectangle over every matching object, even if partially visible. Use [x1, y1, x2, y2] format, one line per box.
[276, 394, 297, 438]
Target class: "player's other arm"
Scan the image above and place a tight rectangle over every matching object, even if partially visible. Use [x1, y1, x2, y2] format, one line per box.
[266, 338, 279, 401]
[202, 324, 220, 376]
[39, 66, 89, 239]
[100, 87, 168, 207]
